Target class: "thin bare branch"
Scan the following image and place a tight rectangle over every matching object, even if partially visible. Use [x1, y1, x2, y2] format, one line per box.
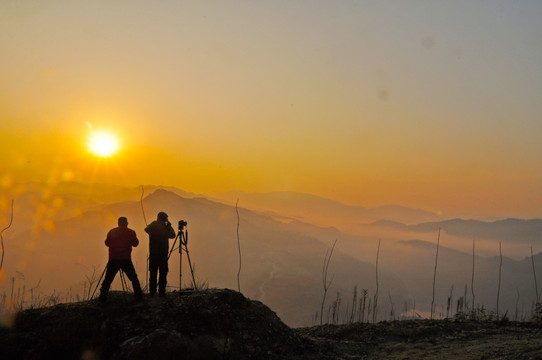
[236, 198, 242, 293]
[140, 185, 148, 226]
[431, 228, 441, 320]
[320, 239, 338, 325]
[497, 241, 502, 319]
[531, 246, 539, 303]
[471, 239, 475, 311]
[0, 199, 14, 271]
[373, 239, 381, 323]
[140, 186, 149, 292]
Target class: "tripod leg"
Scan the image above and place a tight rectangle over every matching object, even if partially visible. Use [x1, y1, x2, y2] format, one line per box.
[183, 231, 197, 290]
[168, 231, 181, 260]
[91, 264, 108, 300]
[179, 231, 183, 296]
[145, 253, 149, 292]
[184, 247, 197, 290]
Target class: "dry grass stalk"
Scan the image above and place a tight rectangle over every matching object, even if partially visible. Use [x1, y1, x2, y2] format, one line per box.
[236, 198, 242, 293]
[320, 239, 338, 325]
[373, 239, 380, 323]
[430, 228, 441, 320]
[0, 199, 14, 271]
[471, 239, 476, 311]
[140, 186, 149, 292]
[531, 246, 539, 302]
[502, 242, 506, 318]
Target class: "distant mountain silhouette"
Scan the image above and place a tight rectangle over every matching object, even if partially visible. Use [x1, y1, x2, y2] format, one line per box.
[211, 191, 440, 232]
[47, 181, 199, 203]
[370, 218, 542, 243]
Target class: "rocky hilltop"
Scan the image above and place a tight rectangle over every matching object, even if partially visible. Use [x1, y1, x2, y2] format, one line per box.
[3, 289, 542, 359]
[1, 289, 309, 359]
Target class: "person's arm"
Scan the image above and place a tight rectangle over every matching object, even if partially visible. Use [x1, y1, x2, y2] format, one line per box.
[105, 230, 111, 247]
[132, 230, 139, 247]
[166, 222, 176, 239]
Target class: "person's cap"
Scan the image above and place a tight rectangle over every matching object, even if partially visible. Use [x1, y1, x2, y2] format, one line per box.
[157, 212, 168, 221]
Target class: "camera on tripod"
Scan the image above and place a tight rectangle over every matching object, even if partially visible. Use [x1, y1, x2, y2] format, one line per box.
[178, 219, 187, 231]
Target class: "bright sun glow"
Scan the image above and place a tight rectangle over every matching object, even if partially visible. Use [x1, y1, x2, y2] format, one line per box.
[87, 131, 120, 158]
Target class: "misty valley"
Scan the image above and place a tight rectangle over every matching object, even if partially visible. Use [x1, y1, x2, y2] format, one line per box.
[2, 182, 542, 327]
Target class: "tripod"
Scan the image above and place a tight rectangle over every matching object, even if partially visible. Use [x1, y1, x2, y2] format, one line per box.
[168, 224, 197, 291]
[90, 263, 130, 299]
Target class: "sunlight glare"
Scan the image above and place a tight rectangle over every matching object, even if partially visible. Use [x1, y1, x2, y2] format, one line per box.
[87, 131, 120, 158]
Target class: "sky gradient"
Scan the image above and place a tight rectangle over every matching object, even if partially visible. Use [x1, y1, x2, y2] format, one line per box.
[1, 0, 542, 218]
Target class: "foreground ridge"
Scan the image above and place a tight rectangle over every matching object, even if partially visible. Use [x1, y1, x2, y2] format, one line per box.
[1, 289, 307, 360]
[2, 288, 542, 359]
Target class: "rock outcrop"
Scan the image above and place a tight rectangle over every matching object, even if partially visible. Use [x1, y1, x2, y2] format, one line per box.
[2, 289, 308, 359]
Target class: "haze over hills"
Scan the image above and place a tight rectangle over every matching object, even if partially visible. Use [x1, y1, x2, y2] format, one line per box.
[386, 239, 539, 318]
[44, 181, 199, 204]
[369, 218, 542, 244]
[1, 181, 200, 237]
[1, 186, 407, 326]
[2, 182, 542, 326]
[211, 190, 441, 234]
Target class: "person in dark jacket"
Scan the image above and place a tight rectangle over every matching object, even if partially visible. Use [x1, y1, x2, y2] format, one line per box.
[99, 217, 143, 302]
[145, 211, 176, 296]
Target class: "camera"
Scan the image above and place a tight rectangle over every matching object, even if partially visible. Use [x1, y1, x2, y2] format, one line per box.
[178, 220, 187, 230]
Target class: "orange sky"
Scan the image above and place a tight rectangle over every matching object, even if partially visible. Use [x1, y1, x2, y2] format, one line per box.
[1, 1, 542, 219]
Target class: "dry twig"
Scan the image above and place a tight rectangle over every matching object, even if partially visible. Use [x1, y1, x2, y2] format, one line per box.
[431, 228, 441, 320]
[320, 239, 338, 325]
[497, 241, 503, 317]
[236, 199, 242, 293]
[0, 199, 14, 271]
[373, 239, 381, 323]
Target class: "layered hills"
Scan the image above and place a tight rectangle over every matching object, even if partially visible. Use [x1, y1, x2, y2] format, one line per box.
[1, 182, 542, 327]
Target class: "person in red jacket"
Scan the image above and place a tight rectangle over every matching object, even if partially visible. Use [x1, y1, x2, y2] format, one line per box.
[99, 216, 143, 302]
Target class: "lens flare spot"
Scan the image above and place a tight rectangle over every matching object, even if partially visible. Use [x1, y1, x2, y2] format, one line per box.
[44, 220, 57, 232]
[52, 196, 65, 209]
[62, 170, 74, 181]
[32, 224, 43, 235]
[1, 175, 13, 189]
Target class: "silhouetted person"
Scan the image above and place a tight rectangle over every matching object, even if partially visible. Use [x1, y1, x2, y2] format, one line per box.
[99, 217, 143, 302]
[145, 211, 176, 296]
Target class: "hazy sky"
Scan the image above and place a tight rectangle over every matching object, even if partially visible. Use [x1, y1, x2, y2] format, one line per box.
[1, 0, 542, 218]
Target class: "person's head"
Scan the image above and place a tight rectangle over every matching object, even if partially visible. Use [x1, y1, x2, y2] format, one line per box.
[118, 217, 128, 227]
[157, 212, 168, 222]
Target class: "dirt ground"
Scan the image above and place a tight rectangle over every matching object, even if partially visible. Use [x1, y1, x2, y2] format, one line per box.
[296, 320, 542, 359]
[4, 291, 542, 359]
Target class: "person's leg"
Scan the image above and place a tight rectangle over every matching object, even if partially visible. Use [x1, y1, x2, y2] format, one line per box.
[99, 261, 120, 302]
[158, 256, 169, 296]
[149, 255, 159, 296]
[120, 260, 143, 299]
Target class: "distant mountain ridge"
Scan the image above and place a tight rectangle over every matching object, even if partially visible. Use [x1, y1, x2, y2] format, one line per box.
[211, 190, 440, 227]
[370, 218, 542, 243]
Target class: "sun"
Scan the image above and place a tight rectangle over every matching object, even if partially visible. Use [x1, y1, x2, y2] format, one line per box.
[87, 130, 120, 158]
